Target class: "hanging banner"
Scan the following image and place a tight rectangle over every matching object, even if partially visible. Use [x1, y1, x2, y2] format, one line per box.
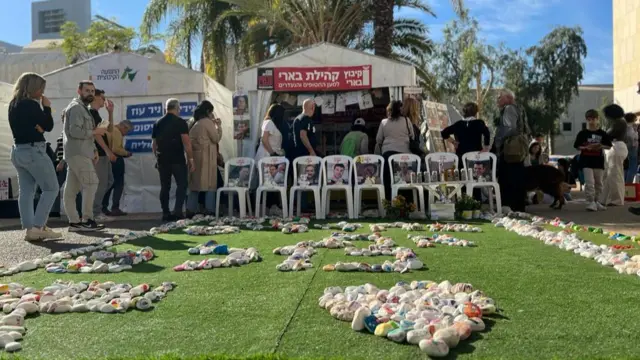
[128, 121, 156, 137]
[180, 102, 198, 117]
[88, 54, 149, 97]
[125, 139, 153, 153]
[126, 103, 163, 120]
[257, 65, 372, 91]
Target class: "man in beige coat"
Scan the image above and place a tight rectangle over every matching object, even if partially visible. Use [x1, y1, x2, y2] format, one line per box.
[186, 101, 221, 215]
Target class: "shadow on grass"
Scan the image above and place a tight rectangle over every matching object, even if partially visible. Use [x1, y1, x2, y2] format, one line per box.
[30, 241, 95, 253]
[126, 236, 193, 251]
[127, 262, 165, 273]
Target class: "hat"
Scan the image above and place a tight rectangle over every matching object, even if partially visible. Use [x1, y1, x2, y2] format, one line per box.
[354, 118, 366, 126]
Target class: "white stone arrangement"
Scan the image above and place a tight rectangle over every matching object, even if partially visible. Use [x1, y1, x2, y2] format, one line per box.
[187, 241, 230, 256]
[183, 225, 241, 236]
[494, 213, 640, 277]
[173, 247, 262, 271]
[322, 247, 424, 273]
[0, 280, 176, 353]
[369, 223, 482, 233]
[319, 281, 497, 358]
[44, 246, 155, 274]
[409, 234, 476, 248]
[315, 222, 363, 232]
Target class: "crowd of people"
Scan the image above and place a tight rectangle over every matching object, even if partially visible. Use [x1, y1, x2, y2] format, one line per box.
[8, 69, 639, 241]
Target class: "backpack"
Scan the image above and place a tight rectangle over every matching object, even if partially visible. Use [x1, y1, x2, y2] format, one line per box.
[340, 132, 361, 157]
[502, 104, 531, 163]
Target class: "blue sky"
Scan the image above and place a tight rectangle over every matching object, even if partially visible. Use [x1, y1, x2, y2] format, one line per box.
[1, 0, 613, 84]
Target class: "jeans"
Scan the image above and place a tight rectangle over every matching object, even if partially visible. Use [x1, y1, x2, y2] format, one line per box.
[52, 164, 82, 216]
[93, 156, 113, 215]
[64, 155, 99, 223]
[158, 161, 188, 215]
[187, 191, 215, 213]
[625, 147, 638, 183]
[10, 143, 59, 229]
[498, 157, 526, 212]
[103, 156, 125, 210]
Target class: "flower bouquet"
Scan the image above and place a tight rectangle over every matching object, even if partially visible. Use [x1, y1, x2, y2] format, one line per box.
[383, 195, 417, 219]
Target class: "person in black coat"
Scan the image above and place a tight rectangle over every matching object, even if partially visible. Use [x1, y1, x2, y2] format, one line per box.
[441, 102, 491, 164]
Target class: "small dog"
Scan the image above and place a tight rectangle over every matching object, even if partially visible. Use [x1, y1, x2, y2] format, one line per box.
[523, 165, 567, 210]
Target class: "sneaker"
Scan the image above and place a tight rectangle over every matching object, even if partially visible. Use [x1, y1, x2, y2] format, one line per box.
[597, 203, 607, 211]
[81, 219, 105, 230]
[586, 202, 597, 212]
[109, 208, 127, 216]
[162, 213, 178, 222]
[40, 226, 63, 239]
[69, 222, 89, 232]
[94, 214, 114, 222]
[102, 208, 112, 216]
[24, 229, 45, 241]
[629, 207, 640, 216]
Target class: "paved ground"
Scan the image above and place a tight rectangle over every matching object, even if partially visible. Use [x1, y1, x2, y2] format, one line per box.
[1, 191, 639, 268]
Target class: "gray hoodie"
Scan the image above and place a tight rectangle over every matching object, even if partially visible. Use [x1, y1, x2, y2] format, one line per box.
[63, 98, 96, 160]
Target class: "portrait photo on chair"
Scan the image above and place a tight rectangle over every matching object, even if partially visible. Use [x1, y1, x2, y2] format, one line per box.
[297, 163, 320, 186]
[468, 160, 493, 182]
[327, 161, 349, 185]
[228, 165, 251, 187]
[393, 160, 418, 184]
[356, 162, 381, 185]
[262, 162, 286, 187]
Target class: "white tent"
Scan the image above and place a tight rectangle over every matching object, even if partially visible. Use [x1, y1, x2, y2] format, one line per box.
[235, 42, 418, 157]
[40, 52, 235, 213]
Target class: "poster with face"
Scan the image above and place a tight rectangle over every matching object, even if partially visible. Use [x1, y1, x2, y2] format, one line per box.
[393, 159, 419, 184]
[262, 161, 287, 187]
[468, 160, 493, 182]
[297, 163, 320, 186]
[233, 94, 250, 139]
[356, 161, 382, 185]
[327, 159, 350, 185]
[427, 159, 456, 173]
[228, 165, 251, 187]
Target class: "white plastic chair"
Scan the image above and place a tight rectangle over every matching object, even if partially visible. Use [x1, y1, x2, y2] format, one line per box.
[216, 157, 255, 219]
[289, 156, 324, 219]
[388, 153, 426, 217]
[424, 152, 462, 205]
[353, 155, 385, 218]
[462, 151, 502, 215]
[321, 155, 354, 219]
[255, 157, 289, 217]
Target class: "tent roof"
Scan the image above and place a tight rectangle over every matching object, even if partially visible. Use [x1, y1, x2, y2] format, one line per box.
[236, 42, 417, 91]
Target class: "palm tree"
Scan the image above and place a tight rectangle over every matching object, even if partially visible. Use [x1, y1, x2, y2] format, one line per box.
[373, 0, 466, 58]
[141, 0, 244, 84]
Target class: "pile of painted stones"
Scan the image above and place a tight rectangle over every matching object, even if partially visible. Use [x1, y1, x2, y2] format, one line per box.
[173, 247, 262, 271]
[187, 240, 230, 255]
[409, 234, 476, 248]
[44, 247, 155, 274]
[316, 222, 363, 232]
[184, 225, 240, 236]
[495, 215, 640, 277]
[368, 223, 482, 233]
[322, 247, 424, 273]
[319, 281, 496, 357]
[0, 280, 176, 352]
[0, 232, 150, 278]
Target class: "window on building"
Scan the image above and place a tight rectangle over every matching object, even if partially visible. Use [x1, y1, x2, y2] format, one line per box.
[562, 122, 572, 132]
[38, 9, 66, 34]
[582, 122, 587, 130]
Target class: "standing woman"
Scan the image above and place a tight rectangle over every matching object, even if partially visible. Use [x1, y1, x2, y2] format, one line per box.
[402, 97, 426, 157]
[186, 100, 221, 215]
[254, 104, 285, 209]
[9, 73, 62, 241]
[375, 100, 413, 200]
[441, 102, 491, 164]
[600, 104, 628, 207]
[624, 113, 638, 183]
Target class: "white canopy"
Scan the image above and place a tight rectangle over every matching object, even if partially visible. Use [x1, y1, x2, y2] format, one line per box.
[0, 52, 235, 213]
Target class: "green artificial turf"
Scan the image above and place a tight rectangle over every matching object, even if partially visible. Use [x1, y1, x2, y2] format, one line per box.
[4, 221, 640, 360]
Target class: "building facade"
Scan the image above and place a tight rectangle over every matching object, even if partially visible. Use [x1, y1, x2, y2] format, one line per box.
[613, 0, 640, 113]
[31, 0, 91, 41]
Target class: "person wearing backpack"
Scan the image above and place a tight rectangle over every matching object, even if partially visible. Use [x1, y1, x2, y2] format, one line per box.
[493, 89, 530, 212]
[340, 118, 369, 157]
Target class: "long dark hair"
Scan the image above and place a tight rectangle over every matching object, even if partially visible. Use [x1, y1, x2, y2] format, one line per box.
[386, 100, 403, 120]
[267, 103, 286, 134]
[193, 100, 214, 122]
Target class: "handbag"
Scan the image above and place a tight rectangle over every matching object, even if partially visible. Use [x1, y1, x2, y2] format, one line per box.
[405, 117, 424, 156]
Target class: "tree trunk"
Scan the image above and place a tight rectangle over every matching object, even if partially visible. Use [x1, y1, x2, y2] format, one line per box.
[373, 0, 394, 58]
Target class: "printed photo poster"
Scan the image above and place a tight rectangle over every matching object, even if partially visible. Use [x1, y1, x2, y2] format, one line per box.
[233, 93, 250, 139]
[392, 155, 419, 184]
[466, 159, 494, 182]
[355, 156, 382, 185]
[228, 165, 252, 187]
[297, 160, 321, 186]
[261, 160, 287, 187]
[326, 157, 350, 185]
[424, 101, 450, 131]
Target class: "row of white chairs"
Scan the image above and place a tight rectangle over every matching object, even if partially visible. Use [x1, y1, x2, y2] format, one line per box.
[215, 152, 502, 219]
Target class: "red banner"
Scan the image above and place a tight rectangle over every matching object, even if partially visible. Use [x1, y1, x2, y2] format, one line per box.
[268, 66, 372, 91]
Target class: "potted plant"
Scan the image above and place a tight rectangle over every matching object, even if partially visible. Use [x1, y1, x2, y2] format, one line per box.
[455, 194, 475, 220]
[472, 198, 482, 219]
[383, 195, 417, 219]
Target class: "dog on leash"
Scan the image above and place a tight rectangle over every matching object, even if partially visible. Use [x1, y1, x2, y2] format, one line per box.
[523, 165, 568, 210]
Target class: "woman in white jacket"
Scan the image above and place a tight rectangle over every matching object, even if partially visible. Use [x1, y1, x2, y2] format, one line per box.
[600, 104, 628, 207]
